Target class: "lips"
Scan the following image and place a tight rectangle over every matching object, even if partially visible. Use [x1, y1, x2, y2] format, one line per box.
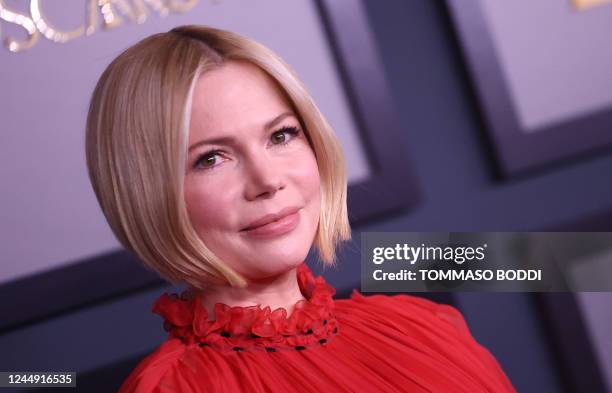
[241, 206, 301, 231]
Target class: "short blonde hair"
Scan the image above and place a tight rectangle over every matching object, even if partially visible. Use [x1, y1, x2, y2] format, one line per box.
[85, 25, 351, 290]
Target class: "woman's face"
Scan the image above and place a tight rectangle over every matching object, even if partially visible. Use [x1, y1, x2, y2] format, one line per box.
[184, 60, 321, 281]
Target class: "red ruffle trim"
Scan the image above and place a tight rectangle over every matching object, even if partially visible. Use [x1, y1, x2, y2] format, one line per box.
[152, 263, 339, 352]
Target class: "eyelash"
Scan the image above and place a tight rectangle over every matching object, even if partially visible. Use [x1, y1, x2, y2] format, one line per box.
[193, 126, 301, 171]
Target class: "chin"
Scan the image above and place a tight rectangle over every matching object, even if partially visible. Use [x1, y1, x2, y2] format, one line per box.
[236, 247, 309, 281]
[255, 253, 307, 276]
[237, 266, 297, 282]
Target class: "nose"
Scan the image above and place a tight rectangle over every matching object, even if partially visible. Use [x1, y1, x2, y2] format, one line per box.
[243, 153, 285, 201]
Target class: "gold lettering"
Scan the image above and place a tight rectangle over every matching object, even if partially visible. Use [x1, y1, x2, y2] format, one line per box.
[30, 0, 84, 43]
[111, 0, 143, 23]
[87, 0, 173, 34]
[0, 0, 39, 52]
[572, 0, 612, 10]
[1, 0, 202, 52]
[87, 0, 123, 35]
[167, 0, 199, 13]
[131, 0, 170, 22]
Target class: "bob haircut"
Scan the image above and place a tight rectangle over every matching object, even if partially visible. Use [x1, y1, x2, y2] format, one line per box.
[85, 25, 351, 290]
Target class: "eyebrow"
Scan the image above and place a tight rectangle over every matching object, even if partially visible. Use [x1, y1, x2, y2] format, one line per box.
[188, 111, 295, 154]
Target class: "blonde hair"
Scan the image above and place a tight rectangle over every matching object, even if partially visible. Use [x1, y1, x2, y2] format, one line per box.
[85, 25, 351, 290]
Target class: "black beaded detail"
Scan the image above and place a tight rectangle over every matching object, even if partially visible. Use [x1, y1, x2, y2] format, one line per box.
[156, 265, 339, 353]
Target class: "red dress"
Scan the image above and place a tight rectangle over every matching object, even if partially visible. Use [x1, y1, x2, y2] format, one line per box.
[119, 263, 516, 392]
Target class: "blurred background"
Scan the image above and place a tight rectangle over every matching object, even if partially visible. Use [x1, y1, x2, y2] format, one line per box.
[1, 0, 611, 392]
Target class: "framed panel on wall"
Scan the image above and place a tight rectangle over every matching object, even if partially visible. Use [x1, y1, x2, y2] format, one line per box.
[537, 214, 612, 393]
[538, 292, 611, 393]
[0, 0, 419, 332]
[446, 0, 612, 178]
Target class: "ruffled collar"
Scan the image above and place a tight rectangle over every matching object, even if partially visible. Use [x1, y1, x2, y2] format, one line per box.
[152, 263, 339, 352]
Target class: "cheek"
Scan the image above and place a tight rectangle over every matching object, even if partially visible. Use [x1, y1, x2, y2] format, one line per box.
[183, 180, 233, 233]
[307, 166, 321, 203]
[296, 151, 321, 205]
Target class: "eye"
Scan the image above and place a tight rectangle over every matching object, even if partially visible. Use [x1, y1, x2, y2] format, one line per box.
[271, 126, 300, 145]
[193, 150, 224, 170]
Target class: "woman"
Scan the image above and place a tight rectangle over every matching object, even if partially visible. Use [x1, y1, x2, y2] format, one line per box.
[85, 25, 516, 392]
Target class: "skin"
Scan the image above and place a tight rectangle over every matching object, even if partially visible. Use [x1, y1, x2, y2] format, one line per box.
[183, 60, 321, 317]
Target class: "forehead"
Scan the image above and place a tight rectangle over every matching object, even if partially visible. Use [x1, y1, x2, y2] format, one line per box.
[188, 60, 293, 138]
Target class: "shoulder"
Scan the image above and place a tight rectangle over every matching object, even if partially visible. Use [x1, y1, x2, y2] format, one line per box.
[335, 292, 516, 391]
[118, 339, 188, 393]
[335, 292, 488, 360]
[119, 338, 244, 393]
[336, 290, 469, 333]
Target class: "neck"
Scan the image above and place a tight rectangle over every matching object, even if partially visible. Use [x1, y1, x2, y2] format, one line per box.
[198, 267, 307, 320]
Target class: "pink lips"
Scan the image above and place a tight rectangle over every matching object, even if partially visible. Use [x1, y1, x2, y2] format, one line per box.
[241, 207, 301, 238]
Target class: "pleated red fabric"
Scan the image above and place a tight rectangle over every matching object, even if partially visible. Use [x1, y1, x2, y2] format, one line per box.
[119, 263, 517, 392]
